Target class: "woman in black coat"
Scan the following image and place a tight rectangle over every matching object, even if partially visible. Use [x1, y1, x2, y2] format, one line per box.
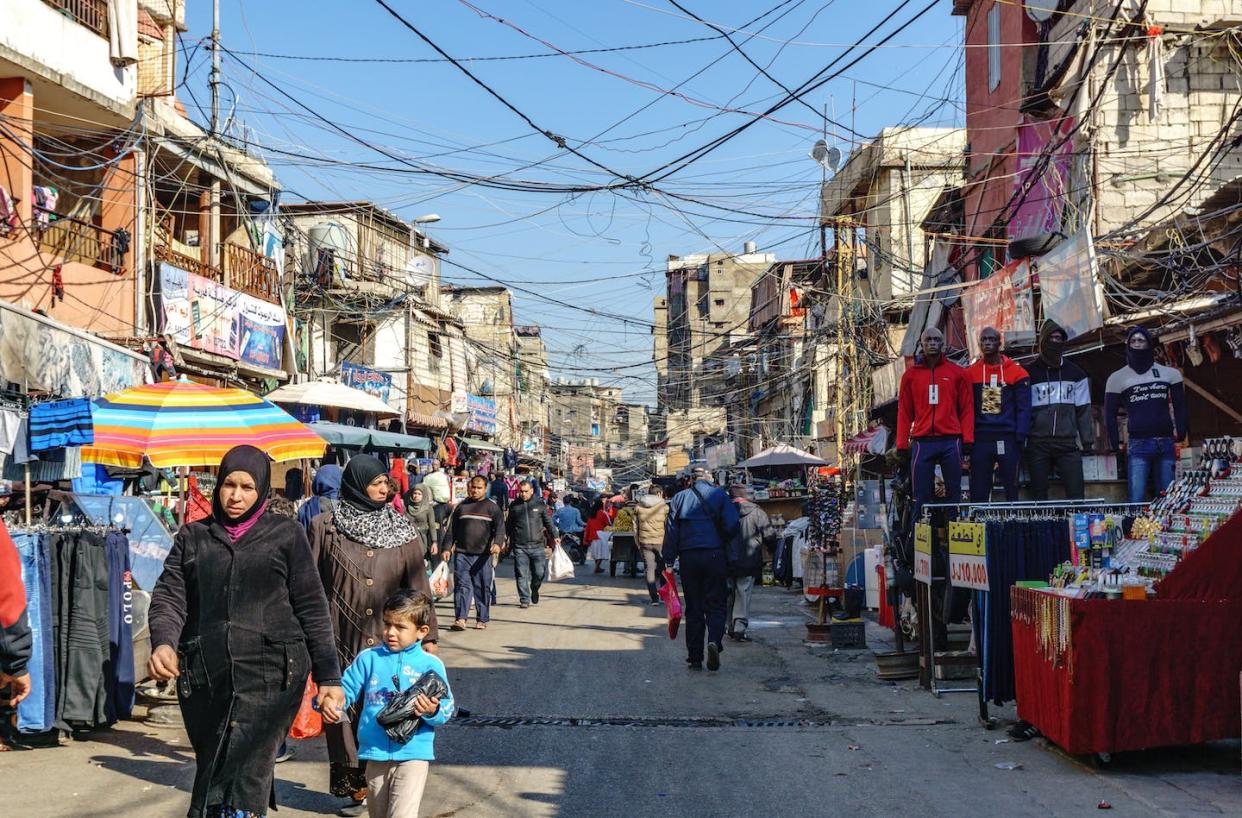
[147, 445, 342, 818]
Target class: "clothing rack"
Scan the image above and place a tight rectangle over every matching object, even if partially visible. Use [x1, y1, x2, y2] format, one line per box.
[914, 499, 1147, 725]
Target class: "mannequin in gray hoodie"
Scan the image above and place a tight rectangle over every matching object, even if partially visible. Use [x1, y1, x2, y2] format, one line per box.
[634, 486, 670, 604]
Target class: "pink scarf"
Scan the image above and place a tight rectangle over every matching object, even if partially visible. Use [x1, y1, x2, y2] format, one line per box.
[222, 500, 268, 543]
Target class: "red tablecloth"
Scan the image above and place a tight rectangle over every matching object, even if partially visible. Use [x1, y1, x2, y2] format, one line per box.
[1012, 588, 1242, 754]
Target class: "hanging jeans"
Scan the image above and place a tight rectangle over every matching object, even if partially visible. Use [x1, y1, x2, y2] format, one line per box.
[511, 544, 547, 605]
[1025, 438, 1084, 500]
[14, 533, 54, 733]
[910, 436, 962, 521]
[1126, 437, 1176, 503]
[105, 531, 134, 721]
[969, 435, 1021, 502]
[678, 549, 728, 663]
[453, 551, 494, 623]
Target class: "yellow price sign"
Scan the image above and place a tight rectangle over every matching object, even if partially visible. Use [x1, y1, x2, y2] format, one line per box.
[914, 523, 932, 554]
[948, 521, 986, 557]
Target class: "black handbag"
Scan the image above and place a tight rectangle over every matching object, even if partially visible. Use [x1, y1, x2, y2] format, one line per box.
[374, 669, 450, 744]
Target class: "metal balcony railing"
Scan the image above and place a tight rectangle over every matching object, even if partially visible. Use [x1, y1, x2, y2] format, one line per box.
[41, 0, 108, 38]
[36, 214, 123, 272]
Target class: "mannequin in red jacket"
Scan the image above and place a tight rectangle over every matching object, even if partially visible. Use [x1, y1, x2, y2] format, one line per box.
[897, 327, 974, 520]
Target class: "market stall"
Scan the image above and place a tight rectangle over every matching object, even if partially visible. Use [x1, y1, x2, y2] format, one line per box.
[737, 444, 828, 525]
[1010, 437, 1242, 758]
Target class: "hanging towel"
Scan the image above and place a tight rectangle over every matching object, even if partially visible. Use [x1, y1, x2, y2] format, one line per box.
[30, 398, 94, 451]
[0, 409, 21, 455]
[107, 0, 139, 67]
[1147, 30, 1165, 122]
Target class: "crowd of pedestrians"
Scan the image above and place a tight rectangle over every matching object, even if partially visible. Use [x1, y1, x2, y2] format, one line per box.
[0, 441, 780, 818]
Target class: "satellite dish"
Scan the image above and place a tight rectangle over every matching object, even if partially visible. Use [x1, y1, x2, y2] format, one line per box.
[810, 139, 841, 172]
[1025, 0, 1057, 22]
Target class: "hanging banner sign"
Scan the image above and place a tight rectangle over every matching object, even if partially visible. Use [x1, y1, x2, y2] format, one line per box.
[961, 259, 1035, 359]
[1037, 229, 1104, 339]
[914, 523, 932, 585]
[948, 521, 989, 591]
[1010, 115, 1075, 241]
[236, 294, 285, 371]
[341, 361, 392, 403]
[159, 262, 286, 368]
[464, 393, 497, 435]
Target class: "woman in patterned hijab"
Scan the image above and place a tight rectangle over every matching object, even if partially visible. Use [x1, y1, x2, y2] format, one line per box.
[307, 454, 438, 811]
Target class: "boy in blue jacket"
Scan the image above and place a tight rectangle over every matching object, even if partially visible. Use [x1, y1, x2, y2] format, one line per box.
[320, 590, 454, 818]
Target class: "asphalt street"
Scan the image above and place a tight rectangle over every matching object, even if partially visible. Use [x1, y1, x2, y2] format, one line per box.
[4, 560, 1239, 817]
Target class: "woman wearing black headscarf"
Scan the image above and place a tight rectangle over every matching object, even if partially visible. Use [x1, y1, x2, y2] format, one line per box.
[307, 454, 439, 815]
[147, 445, 341, 818]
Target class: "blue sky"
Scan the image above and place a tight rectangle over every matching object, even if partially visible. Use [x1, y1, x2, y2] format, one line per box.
[182, 0, 964, 403]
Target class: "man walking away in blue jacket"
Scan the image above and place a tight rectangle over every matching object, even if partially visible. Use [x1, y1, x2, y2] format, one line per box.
[663, 468, 740, 672]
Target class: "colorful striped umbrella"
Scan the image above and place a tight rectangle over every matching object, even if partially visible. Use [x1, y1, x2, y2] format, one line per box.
[82, 378, 327, 468]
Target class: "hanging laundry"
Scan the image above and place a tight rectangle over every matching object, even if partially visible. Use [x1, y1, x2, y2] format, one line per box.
[51, 264, 64, 303]
[71, 463, 125, 496]
[110, 228, 130, 274]
[0, 184, 19, 235]
[4, 447, 83, 483]
[0, 408, 21, 455]
[29, 398, 94, 451]
[32, 186, 58, 229]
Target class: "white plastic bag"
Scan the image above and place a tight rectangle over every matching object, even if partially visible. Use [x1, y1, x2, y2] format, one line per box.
[549, 543, 575, 581]
[429, 560, 451, 598]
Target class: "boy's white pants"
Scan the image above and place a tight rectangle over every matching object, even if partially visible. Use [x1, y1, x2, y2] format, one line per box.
[366, 759, 429, 818]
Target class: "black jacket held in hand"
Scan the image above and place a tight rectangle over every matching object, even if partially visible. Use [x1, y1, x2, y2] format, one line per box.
[505, 497, 555, 548]
[148, 512, 341, 817]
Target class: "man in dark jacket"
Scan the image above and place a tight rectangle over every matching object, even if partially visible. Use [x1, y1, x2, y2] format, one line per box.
[488, 471, 510, 513]
[0, 521, 32, 706]
[664, 469, 740, 671]
[505, 480, 556, 609]
[441, 475, 506, 630]
[1025, 320, 1095, 499]
[727, 485, 774, 642]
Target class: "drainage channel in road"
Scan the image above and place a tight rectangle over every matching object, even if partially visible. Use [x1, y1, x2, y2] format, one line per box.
[453, 715, 956, 730]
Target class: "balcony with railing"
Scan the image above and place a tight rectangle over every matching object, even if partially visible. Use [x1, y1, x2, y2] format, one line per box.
[36, 213, 124, 272]
[153, 240, 282, 304]
[222, 242, 281, 303]
[41, 0, 109, 38]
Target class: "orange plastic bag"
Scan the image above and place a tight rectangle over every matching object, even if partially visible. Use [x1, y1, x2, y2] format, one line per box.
[288, 676, 322, 740]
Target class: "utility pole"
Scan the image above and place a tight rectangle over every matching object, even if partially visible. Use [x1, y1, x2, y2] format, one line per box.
[208, 0, 222, 274]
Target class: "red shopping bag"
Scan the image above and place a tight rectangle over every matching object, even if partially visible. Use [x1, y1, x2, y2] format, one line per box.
[288, 676, 322, 740]
[657, 569, 683, 639]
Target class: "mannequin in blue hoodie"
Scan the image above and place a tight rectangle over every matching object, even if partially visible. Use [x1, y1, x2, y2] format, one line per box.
[1104, 326, 1187, 503]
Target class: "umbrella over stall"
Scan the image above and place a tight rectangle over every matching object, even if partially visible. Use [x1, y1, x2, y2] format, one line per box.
[82, 378, 327, 468]
[265, 379, 400, 417]
[737, 444, 829, 469]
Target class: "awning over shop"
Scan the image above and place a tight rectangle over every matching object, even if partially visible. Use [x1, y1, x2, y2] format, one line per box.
[0, 299, 150, 397]
[462, 437, 504, 453]
[407, 411, 450, 431]
[367, 428, 432, 453]
[843, 426, 888, 455]
[309, 422, 429, 453]
[310, 421, 371, 449]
